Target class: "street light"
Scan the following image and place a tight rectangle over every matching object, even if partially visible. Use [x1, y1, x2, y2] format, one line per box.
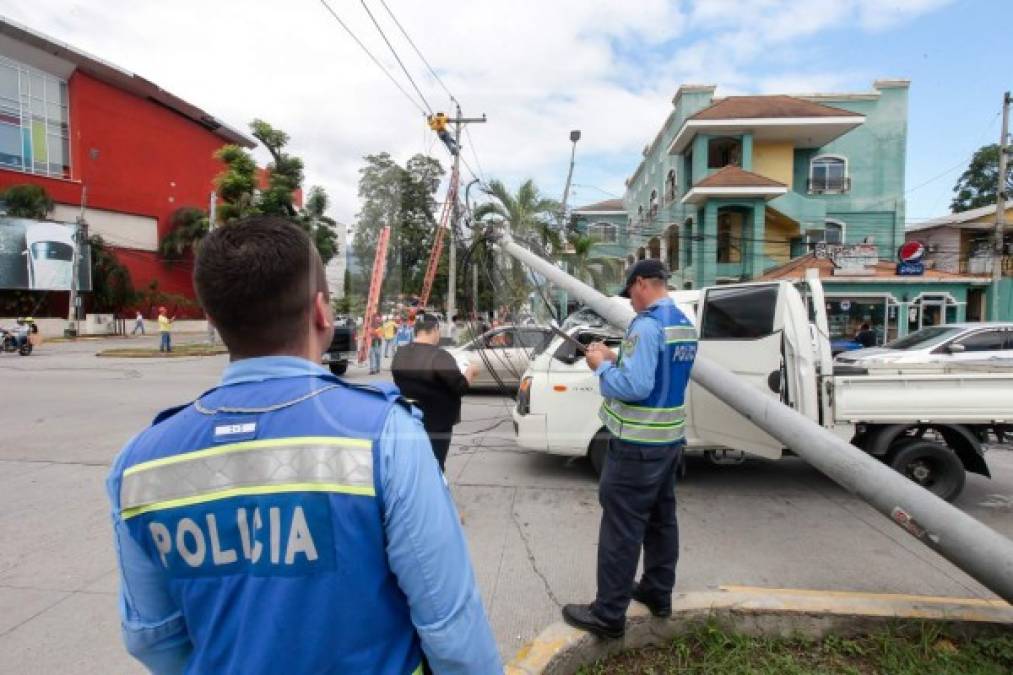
[558, 130, 582, 318]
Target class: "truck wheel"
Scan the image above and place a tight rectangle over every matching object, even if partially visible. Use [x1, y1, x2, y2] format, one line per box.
[328, 362, 347, 376]
[887, 440, 965, 502]
[588, 432, 608, 478]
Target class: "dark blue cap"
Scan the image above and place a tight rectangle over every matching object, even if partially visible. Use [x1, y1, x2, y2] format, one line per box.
[619, 259, 671, 298]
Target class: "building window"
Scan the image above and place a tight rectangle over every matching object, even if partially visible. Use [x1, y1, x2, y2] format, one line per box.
[665, 169, 677, 202]
[648, 190, 658, 219]
[708, 136, 742, 169]
[716, 212, 743, 263]
[809, 155, 849, 194]
[588, 222, 618, 243]
[0, 57, 71, 179]
[804, 219, 846, 246]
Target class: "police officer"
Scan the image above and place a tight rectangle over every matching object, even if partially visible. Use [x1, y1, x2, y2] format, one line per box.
[106, 216, 501, 674]
[562, 259, 696, 639]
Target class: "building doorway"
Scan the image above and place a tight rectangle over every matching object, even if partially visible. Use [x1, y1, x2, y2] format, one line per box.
[967, 287, 986, 322]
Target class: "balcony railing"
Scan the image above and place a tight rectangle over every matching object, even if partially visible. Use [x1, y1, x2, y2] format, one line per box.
[807, 177, 851, 194]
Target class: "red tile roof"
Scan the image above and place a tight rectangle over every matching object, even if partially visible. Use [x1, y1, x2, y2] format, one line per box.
[692, 165, 786, 189]
[572, 198, 625, 212]
[690, 95, 862, 121]
[758, 254, 985, 281]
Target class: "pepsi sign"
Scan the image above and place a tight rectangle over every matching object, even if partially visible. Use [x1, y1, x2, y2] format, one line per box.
[896, 241, 925, 276]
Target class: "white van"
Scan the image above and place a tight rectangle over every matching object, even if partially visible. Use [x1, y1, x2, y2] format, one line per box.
[24, 222, 76, 290]
[513, 277, 1013, 501]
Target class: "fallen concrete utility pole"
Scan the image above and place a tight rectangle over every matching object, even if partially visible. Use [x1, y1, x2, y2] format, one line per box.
[494, 231, 1013, 603]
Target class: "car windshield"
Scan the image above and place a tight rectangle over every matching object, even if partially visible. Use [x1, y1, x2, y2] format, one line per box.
[883, 326, 962, 350]
[561, 306, 607, 330]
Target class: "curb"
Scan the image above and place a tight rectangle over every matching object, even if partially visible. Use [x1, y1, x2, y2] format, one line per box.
[505, 586, 1013, 675]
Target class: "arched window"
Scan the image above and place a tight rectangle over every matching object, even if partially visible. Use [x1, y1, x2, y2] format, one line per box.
[648, 236, 661, 259]
[665, 169, 677, 202]
[588, 222, 618, 243]
[809, 155, 849, 193]
[649, 190, 659, 219]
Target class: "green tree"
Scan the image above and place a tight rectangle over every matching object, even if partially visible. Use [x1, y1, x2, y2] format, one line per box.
[88, 234, 135, 312]
[352, 152, 444, 301]
[563, 234, 625, 292]
[951, 143, 1013, 212]
[299, 186, 340, 264]
[213, 144, 259, 224]
[250, 119, 304, 218]
[159, 207, 209, 259]
[1, 184, 53, 219]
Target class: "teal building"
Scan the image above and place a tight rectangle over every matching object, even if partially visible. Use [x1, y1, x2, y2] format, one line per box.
[622, 80, 910, 290]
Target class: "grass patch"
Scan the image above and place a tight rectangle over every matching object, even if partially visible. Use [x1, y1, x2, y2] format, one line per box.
[96, 343, 228, 358]
[577, 619, 1013, 675]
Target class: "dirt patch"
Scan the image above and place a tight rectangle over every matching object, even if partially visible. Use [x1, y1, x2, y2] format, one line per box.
[577, 619, 1013, 675]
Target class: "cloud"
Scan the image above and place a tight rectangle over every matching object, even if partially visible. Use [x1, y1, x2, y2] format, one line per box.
[4, 0, 951, 224]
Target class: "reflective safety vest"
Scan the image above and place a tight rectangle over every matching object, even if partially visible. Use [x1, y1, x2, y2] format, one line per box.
[111, 374, 424, 675]
[598, 299, 697, 445]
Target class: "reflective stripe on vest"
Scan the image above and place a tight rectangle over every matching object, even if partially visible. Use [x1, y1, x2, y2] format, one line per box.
[120, 436, 374, 520]
[598, 403, 687, 444]
[665, 325, 697, 343]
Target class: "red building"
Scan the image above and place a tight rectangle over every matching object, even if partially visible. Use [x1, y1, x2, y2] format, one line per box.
[0, 17, 256, 309]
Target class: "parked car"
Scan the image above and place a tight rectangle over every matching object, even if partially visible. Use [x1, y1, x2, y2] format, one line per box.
[834, 323, 1013, 367]
[322, 317, 357, 376]
[24, 222, 75, 290]
[447, 325, 552, 389]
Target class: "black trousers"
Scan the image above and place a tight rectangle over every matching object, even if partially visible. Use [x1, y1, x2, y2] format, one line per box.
[426, 427, 453, 472]
[593, 435, 682, 624]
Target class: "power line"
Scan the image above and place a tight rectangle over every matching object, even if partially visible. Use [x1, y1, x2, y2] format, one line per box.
[358, 0, 434, 116]
[377, 0, 455, 103]
[317, 0, 428, 116]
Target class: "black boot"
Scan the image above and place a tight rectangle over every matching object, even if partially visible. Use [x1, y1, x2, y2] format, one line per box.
[561, 603, 625, 639]
[631, 585, 672, 618]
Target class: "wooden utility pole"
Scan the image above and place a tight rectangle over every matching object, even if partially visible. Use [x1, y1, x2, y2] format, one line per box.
[993, 91, 1010, 321]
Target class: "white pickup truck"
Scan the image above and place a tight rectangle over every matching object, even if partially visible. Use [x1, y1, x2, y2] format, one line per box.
[513, 275, 1013, 501]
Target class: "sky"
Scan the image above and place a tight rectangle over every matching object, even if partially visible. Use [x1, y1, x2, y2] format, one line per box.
[4, 0, 1011, 229]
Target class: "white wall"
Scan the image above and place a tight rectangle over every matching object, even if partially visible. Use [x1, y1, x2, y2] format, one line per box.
[51, 204, 158, 251]
[908, 226, 960, 273]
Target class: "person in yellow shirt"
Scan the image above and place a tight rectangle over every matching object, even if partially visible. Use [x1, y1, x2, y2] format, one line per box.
[382, 316, 397, 358]
[427, 113, 458, 155]
[157, 306, 174, 353]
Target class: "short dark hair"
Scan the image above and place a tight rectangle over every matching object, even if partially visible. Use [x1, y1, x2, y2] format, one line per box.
[194, 216, 327, 356]
[414, 313, 440, 335]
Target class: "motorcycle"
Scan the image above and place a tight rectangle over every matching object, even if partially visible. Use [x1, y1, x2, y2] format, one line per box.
[0, 327, 32, 356]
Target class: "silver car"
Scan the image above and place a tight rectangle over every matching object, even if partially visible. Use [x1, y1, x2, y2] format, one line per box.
[834, 322, 1013, 367]
[448, 325, 552, 388]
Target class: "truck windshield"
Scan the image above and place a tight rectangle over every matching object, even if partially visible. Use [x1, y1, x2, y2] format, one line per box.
[561, 306, 607, 331]
[884, 326, 960, 350]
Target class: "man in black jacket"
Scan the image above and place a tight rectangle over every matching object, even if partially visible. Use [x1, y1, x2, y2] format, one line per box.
[392, 314, 478, 471]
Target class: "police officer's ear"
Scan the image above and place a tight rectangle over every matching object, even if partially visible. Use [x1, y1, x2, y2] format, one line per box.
[313, 291, 333, 330]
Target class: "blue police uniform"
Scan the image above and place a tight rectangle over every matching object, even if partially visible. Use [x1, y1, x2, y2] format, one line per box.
[107, 357, 501, 675]
[591, 297, 696, 624]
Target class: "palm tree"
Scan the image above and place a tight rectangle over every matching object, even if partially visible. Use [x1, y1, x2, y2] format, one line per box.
[159, 207, 209, 259]
[473, 179, 562, 251]
[564, 234, 625, 292]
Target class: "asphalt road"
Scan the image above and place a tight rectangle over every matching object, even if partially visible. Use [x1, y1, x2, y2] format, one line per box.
[1, 336, 1012, 672]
